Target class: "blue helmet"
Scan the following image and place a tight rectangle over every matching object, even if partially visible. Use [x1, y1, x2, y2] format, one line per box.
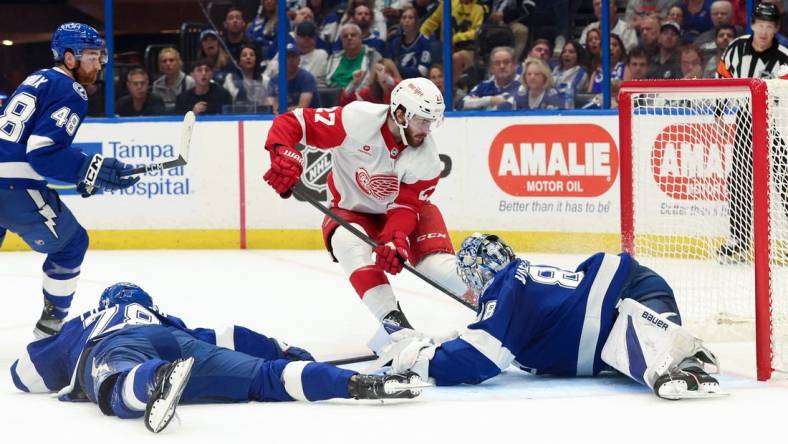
[456, 233, 516, 298]
[99, 282, 154, 310]
[51, 22, 107, 64]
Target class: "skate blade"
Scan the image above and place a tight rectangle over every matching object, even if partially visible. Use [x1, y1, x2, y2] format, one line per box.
[384, 380, 433, 393]
[145, 358, 194, 433]
[658, 383, 729, 400]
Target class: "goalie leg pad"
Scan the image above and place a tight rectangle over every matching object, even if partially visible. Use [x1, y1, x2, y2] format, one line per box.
[409, 203, 454, 265]
[601, 298, 720, 389]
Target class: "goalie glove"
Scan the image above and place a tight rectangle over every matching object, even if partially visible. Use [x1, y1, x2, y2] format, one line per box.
[389, 336, 437, 381]
[264, 145, 303, 195]
[374, 231, 410, 274]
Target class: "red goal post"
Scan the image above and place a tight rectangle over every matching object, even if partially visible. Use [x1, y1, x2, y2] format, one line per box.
[618, 78, 782, 381]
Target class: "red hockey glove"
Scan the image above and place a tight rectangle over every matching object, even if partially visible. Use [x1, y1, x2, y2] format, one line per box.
[374, 231, 410, 275]
[263, 145, 303, 195]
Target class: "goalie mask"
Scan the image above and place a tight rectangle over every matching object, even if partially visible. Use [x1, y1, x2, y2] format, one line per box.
[99, 282, 154, 310]
[456, 233, 516, 298]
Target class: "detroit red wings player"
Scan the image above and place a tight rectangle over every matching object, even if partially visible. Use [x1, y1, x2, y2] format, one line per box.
[263, 77, 469, 327]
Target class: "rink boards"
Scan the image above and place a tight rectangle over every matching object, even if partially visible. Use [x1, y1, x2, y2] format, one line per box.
[1, 112, 625, 252]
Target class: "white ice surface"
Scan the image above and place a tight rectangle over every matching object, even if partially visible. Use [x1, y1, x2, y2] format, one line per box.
[2, 249, 788, 443]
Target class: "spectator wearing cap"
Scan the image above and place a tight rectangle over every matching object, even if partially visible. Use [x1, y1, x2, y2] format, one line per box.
[266, 43, 320, 113]
[152, 47, 195, 114]
[223, 44, 269, 111]
[175, 59, 232, 115]
[648, 21, 683, 79]
[116, 67, 165, 117]
[264, 21, 330, 87]
[384, 7, 432, 79]
[248, 0, 288, 60]
[581, 0, 639, 52]
[197, 29, 233, 84]
[326, 23, 383, 88]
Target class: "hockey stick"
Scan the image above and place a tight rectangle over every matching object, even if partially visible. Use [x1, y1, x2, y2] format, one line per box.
[290, 187, 476, 311]
[324, 353, 379, 366]
[124, 111, 196, 176]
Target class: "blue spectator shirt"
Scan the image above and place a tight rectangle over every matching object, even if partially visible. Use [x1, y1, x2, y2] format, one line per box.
[504, 85, 565, 110]
[384, 33, 432, 78]
[267, 68, 320, 108]
[460, 77, 521, 110]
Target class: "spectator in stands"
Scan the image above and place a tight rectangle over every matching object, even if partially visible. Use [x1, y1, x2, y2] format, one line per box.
[326, 23, 383, 88]
[116, 67, 165, 117]
[703, 23, 736, 77]
[308, 0, 342, 43]
[223, 44, 268, 112]
[624, 46, 652, 80]
[648, 21, 683, 79]
[152, 47, 195, 114]
[384, 7, 432, 79]
[504, 57, 563, 110]
[460, 46, 520, 110]
[626, 0, 676, 28]
[335, 0, 388, 44]
[420, 0, 485, 89]
[340, 58, 401, 105]
[345, 3, 386, 53]
[428, 63, 445, 91]
[488, 0, 534, 62]
[587, 32, 626, 93]
[552, 40, 588, 109]
[381, 0, 414, 26]
[679, 44, 705, 78]
[176, 59, 232, 115]
[678, 0, 714, 43]
[247, 0, 283, 60]
[267, 43, 320, 113]
[581, 0, 639, 52]
[264, 21, 330, 87]
[527, 38, 553, 65]
[638, 13, 662, 57]
[197, 29, 233, 84]
[223, 7, 253, 62]
[293, 6, 315, 30]
[585, 28, 602, 86]
[695, 1, 740, 48]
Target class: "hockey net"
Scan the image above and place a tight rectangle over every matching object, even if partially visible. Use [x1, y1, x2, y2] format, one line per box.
[619, 79, 788, 381]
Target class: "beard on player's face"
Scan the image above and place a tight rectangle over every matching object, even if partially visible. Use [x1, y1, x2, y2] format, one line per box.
[404, 125, 426, 146]
[75, 65, 99, 85]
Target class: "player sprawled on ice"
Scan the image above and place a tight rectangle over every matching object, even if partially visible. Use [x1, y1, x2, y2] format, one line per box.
[10, 283, 428, 434]
[373, 233, 725, 400]
[0, 23, 140, 338]
[263, 77, 469, 328]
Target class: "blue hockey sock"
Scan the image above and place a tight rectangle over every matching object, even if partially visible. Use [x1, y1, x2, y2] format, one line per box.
[281, 361, 355, 401]
[108, 359, 167, 418]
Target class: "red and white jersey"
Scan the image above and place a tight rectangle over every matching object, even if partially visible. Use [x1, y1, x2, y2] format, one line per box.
[265, 101, 442, 216]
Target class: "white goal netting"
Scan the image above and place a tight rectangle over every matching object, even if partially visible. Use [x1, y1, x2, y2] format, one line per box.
[622, 79, 788, 379]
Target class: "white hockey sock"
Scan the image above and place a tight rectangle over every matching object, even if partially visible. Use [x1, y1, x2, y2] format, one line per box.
[415, 253, 469, 296]
[362, 284, 399, 321]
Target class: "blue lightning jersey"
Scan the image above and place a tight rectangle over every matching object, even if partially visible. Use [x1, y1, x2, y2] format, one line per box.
[10, 302, 287, 399]
[430, 253, 635, 386]
[0, 67, 90, 189]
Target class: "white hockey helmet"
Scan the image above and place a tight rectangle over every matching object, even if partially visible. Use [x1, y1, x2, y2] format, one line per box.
[389, 77, 445, 130]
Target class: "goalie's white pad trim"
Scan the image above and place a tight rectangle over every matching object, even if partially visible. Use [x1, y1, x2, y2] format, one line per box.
[215, 326, 235, 350]
[282, 361, 310, 401]
[13, 352, 48, 393]
[122, 364, 148, 411]
[601, 298, 719, 389]
[577, 253, 621, 375]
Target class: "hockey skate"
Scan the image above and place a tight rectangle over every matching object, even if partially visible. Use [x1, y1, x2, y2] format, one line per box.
[653, 366, 727, 400]
[348, 371, 430, 400]
[33, 300, 63, 339]
[382, 303, 413, 329]
[145, 357, 194, 433]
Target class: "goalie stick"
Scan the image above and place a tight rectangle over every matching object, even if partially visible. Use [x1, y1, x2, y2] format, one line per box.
[324, 353, 379, 366]
[289, 187, 476, 311]
[123, 111, 196, 176]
